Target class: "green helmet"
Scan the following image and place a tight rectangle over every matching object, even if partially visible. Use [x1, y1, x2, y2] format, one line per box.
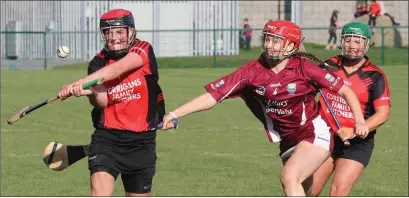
[341, 22, 372, 61]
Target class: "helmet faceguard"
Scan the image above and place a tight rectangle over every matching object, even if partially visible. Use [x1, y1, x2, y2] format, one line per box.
[340, 22, 371, 63]
[100, 9, 136, 59]
[261, 20, 302, 66]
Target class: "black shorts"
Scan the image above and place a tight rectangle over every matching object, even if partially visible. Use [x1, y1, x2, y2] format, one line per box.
[88, 128, 157, 193]
[333, 133, 375, 167]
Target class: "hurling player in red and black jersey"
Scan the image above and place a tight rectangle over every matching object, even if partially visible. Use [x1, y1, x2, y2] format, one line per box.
[58, 9, 164, 196]
[161, 20, 368, 196]
[312, 22, 390, 196]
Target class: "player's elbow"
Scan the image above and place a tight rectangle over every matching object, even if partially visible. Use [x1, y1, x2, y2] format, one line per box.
[371, 106, 390, 130]
[198, 93, 218, 110]
[374, 117, 388, 131]
[88, 85, 108, 109]
[379, 109, 390, 125]
[381, 117, 389, 126]
[88, 97, 108, 109]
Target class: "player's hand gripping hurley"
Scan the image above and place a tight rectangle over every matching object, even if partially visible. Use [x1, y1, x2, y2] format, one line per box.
[7, 78, 104, 125]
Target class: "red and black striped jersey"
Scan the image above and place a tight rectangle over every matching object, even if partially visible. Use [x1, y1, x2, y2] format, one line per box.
[88, 39, 165, 133]
[319, 55, 391, 132]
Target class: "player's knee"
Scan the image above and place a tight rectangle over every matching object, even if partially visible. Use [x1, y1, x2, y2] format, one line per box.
[329, 183, 352, 196]
[280, 169, 302, 187]
[91, 183, 112, 196]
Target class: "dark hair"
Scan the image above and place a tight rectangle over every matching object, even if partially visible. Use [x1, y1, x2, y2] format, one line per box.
[295, 51, 339, 72]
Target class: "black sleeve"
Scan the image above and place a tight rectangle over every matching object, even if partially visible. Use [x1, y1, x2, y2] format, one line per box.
[372, 72, 389, 102]
[147, 45, 159, 80]
[87, 55, 105, 75]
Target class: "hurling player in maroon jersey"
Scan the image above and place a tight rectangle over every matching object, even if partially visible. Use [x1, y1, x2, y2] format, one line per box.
[58, 9, 165, 196]
[311, 22, 390, 197]
[161, 20, 368, 196]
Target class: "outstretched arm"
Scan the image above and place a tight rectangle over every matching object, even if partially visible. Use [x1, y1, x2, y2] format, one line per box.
[161, 61, 255, 130]
[171, 93, 217, 118]
[162, 93, 217, 130]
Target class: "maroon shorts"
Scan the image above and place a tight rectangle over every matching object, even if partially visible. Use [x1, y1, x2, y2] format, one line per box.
[278, 115, 335, 158]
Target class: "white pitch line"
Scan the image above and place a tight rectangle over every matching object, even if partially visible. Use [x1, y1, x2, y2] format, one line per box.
[4, 153, 41, 158]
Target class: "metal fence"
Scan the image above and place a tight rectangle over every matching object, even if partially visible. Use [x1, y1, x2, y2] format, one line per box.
[301, 26, 409, 66]
[0, 26, 407, 70]
[1, 0, 241, 69]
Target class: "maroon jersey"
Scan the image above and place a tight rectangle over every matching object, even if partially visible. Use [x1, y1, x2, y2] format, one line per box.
[88, 40, 165, 133]
[319, 55, 391, 134]
[205, 55, 344, 153]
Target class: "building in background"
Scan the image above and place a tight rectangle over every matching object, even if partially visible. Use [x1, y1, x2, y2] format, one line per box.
[0, 1, 240, 61]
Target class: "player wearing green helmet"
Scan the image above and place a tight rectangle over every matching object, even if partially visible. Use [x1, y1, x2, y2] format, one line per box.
[311, 22, 391, 196]
[340, 22, 372, 62]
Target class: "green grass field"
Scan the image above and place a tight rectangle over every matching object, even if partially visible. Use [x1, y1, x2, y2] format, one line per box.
[1, 45, 408, 196]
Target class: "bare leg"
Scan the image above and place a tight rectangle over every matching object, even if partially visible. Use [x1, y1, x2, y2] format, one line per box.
[280, 141, 330, 196]
[310, 155, 336, 196]
[90, 172, 115, 196]
[329, 158, 365, 196]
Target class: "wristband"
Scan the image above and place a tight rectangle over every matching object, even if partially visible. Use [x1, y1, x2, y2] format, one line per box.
[169, 112, 178, 120]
